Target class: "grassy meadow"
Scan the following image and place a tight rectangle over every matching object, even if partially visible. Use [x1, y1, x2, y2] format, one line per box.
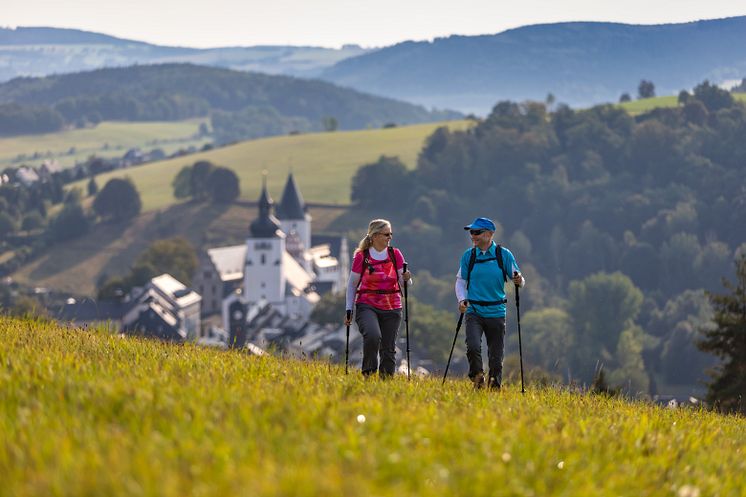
[618, 92, 746, 115]
[0, 119, 210, 170]
[1, 316, 744, 497]
[67, 120, 471, 212]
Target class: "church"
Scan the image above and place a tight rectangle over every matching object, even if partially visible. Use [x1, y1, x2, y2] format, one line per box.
[192, 173, 349, 344]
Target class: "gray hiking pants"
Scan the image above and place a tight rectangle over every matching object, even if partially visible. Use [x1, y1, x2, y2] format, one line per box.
[465, 313, 506, 387]
[355, 303, 402, 377]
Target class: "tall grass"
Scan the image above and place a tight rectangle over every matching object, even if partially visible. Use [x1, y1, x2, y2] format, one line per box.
[1, 316, 744, 496]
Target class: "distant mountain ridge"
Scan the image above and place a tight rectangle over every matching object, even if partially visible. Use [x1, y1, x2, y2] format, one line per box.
[320, 16, 746, 112]
[0, 26, 370, 81]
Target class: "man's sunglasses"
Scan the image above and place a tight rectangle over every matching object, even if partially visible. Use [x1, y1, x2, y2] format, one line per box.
[469, 229, 486, 235]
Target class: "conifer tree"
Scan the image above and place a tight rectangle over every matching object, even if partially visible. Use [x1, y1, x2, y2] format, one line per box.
[699, 255, 746, 414]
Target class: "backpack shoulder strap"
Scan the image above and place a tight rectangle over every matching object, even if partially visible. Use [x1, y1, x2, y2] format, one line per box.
[388, 246, 398, 272]
[496, 244, 508, 284]
[388, 246, 401, 293]
[466, 247, 477, 290]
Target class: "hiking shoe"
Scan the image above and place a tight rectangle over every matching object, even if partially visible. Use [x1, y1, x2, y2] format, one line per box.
[472, 372, 485, 390]
[488, 376, 501, 390]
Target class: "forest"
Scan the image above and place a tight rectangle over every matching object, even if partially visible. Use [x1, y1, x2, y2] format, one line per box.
[344, 81, 746, 394]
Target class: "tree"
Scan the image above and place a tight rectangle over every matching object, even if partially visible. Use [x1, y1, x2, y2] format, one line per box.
[322, 116, 338, 132]
[619, 93, 631, 103]
[350, 155, 412, 209]
[93, 177, 142, 222]
[638, 80, 656, 99]
[0, 212, 16, 240]
[87, 177, 98, 196]
[698, 255, 746, 414]
[45, 199, 90, 242]
[206, 167, 240, 203]
[568, 272, 644, 381]
[172, 166, 193, 199]
[190, 160, 215, 201]
[692, 80, 734, 112]
[309, 292, 345, 326]
[133, 237, 198, 286]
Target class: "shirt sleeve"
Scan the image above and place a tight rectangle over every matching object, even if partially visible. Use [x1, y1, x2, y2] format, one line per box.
[455, 267, 467, 302]
[346, 271, 361, 310]
[351, 251, 364, 273]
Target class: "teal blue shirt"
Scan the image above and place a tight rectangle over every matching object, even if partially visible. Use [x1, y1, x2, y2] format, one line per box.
[459, 242, 520, 318]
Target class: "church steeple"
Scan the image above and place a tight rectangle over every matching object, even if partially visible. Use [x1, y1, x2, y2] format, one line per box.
[276, 172, 306, 220]
[249, 175, 282, 238]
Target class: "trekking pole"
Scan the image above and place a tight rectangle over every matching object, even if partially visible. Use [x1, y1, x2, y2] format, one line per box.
[514, 272, 525, 394]
[403, 262, 411, 380]
[442, 312, 465, 385]
[345, 310, 351, 375]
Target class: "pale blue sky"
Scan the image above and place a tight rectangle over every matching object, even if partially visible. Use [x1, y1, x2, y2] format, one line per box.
[3, 0, 745, 48]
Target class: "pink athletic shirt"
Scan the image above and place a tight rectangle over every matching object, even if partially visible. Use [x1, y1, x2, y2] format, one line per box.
[352, 248, 405, 310]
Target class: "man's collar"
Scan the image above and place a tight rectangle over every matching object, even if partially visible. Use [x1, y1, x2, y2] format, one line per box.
[476, 241, 496, 256]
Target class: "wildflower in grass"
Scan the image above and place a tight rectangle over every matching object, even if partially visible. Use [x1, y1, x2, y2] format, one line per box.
[357, 414, 366, 423]
[557, 461, 565, 469]
[501, 452, 511, 462]
[677, 485, 700, 497]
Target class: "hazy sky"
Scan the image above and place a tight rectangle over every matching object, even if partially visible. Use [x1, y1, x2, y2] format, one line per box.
[3, 0, 745, 48]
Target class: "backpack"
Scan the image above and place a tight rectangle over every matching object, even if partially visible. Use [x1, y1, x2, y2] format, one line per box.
[357, 246, 401, 295]
[465, 244, 508, 306]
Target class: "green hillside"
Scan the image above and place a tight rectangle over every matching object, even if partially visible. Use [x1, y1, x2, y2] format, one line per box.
[0, 119, 209, 169]
[11, 202, 346, 296]
[1, 316, 744, 497]
[619, 92, 746, 115]
[69, 120, 471, 211]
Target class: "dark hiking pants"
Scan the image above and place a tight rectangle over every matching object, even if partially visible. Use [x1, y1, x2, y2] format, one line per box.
[355, 303, 402, 377]
[465, 313, 506, 387]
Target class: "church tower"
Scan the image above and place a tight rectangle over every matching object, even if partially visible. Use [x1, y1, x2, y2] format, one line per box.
[276, 172, 312, 263]
[244, 178, 286, 308]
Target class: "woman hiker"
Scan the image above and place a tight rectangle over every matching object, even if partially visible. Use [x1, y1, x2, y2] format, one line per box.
[455, 217, 525, 390]
[344, 219, 412, 377]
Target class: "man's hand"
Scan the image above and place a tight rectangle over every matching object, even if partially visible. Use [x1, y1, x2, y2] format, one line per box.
[458, 300, 469, 313]
[513, 272, 523, 286]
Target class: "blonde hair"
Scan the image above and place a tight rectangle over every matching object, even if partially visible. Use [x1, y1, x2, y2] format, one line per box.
[355, 219, 392, 254]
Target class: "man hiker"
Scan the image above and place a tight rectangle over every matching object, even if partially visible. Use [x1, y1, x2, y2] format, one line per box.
[455, 217, 525, 390]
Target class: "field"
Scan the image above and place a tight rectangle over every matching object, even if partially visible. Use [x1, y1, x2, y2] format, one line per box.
[1, 316, 744, 497]
[0, 119, 210, 170]
[67, 120, 471, 212]
[618, 92, 746, 115]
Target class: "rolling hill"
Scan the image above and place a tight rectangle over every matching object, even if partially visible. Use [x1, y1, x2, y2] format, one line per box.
[2, 315, 745, 497]
[320, 16, 746, 113]
[0, 64, 460, 139]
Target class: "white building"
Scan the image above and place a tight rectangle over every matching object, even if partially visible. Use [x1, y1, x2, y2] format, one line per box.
[190, 173, 348, 342]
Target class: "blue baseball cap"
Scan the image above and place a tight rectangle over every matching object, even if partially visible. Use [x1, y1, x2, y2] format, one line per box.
[463, 217, 496, 231]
